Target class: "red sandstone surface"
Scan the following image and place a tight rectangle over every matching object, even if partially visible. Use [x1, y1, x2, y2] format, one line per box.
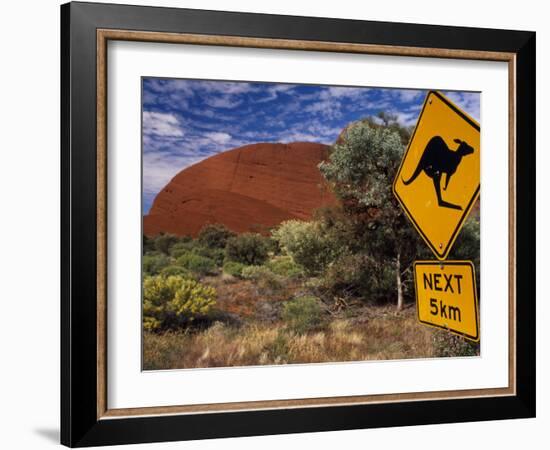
[143, 142, 337, 237]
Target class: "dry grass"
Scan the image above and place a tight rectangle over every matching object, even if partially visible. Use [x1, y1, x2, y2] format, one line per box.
[143, 307, 436, 370]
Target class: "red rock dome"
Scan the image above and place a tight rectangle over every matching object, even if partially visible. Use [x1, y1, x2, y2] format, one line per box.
[143, 142, 337, 236]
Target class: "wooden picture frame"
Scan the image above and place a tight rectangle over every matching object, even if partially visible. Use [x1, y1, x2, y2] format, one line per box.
[61, 1, 535, 447]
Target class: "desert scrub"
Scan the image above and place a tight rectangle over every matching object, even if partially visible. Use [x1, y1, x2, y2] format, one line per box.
[176, 252, 217, 276]
[191, 245, 226, 266]
[142, 253, 170, 275]
[282, 296, 325, 334]
[223, 260, 247, 278]
[322, 252, 396, 303]
[142, 307, 436, 369]
[160, 265, 192, 277]
[225, 233, 269, 265]
[241, 265, 282, 292]
[432, 330, 479, 357]
[153, 233, 180, 255]
[143, 275, 217, 331]
[198, 223, 236, 249]
[272, 220, 342, 275]
[265, 255, 304, 279]
[169, 241, 196, 258]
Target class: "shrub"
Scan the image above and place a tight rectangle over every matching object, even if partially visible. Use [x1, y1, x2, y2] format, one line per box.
[160, 265, 191, 277]
[142, 253, 170, 275]
[263, 331, 290, 362]
[322, 253, 395, 302]
[432, 330, 479, 357]
[143, 275, 216, 331]
[449, 215, 481, 290]
[223, 260, 247, 278]
[192, 246, 225, 266]
[170, 241, 196, 258]
[254, 300, 283, 323]
[282, 296, 325, 334]
[143, 235, 156, 253]
[176, 252, 216, 276]
[265, 255, 304, 279]
[241, 265, 282, 291]
[154, 233, 180, 255]
[225, 233, 269, 265]
[272, 220, 342, 275]
[198, 223, 236, 249]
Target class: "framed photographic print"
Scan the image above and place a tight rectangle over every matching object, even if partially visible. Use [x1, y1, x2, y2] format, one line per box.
[60, 1, 536, 447]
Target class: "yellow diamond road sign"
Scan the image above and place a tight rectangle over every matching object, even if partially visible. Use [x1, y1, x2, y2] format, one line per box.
[393, 91, 480, 260]
[414, 260, 479, 342]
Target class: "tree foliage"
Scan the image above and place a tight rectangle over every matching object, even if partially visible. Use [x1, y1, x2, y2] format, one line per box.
[225, 233, 269, 265]
[154, 233, 180, 255]
[198, 223, 236, 249]
[319, 120, 427, 308]
[272, 220, 344, 275]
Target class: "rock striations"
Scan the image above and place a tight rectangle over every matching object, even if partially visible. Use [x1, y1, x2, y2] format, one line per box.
[143, 142, 337, 236]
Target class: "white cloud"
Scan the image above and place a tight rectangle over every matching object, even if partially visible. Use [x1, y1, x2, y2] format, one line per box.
[395, 89, 424, 102]
[203, 96, 243, 109]
[303, 100, 342, 119]
[256, 84, 295, 103]
[199, 81, 260, 95]
[394, 111, 420, 127]
[142, 151, 203, 197]
[205, 131, 232, 145]
[282, 131, 320, 143]
[444, 91, 480, 122]
[321, 86, 367, 100]
[142, 111, 184, 137]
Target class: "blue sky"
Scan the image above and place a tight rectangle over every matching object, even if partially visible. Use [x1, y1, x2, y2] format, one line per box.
[142, 78, 480, 214]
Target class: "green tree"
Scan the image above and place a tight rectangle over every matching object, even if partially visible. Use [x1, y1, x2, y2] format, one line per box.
[198, 223, 236, 249]
[319, 120, 425, 310]
[225, 233, 269, 265]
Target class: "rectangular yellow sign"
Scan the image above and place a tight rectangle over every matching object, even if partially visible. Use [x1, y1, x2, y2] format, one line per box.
[414, 260, 479, 342]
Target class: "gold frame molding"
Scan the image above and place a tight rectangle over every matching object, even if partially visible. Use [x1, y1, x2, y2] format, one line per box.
[96, 29, 516, 420]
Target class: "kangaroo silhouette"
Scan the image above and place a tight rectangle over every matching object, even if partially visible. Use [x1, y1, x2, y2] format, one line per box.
[401, 135, 474, 210]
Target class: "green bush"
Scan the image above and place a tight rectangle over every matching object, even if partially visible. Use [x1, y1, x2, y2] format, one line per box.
[223, 260, 247, 278]
[272, 220, 342, 275]
[265, 255, 304, 279]
[241, 265, 282, 291]
[192, 246, 225, 266]
[322, 253, 395, 302]
[142, 253, 170, 275]
[170, 241, 196, 258]
[143, 235, 156, 253]
[160, 265, 191, 277]
[176, 252, 216, 276]
[225, 233, 269, 265]
[198, 223, 236, 249]
[143, 275, 216, 331]
[432, 330, 479, 357]
[449, 215, 481, 290]
[154, 233, 180, 255]
[282, 296, 325, 334]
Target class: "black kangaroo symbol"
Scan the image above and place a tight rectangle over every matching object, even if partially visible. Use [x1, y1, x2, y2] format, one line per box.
[401, 135, 475, 210]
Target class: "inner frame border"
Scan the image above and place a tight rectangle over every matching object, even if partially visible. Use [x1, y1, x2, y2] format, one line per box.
[96, 28, 516, 420]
